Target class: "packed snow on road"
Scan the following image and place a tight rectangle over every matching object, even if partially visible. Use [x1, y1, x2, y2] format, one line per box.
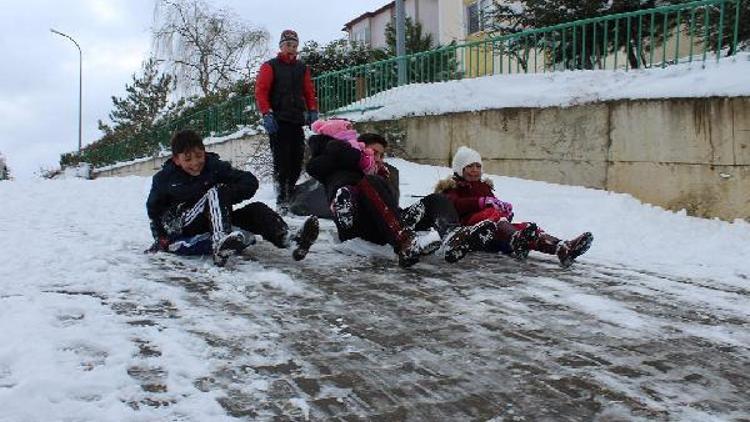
[1, 158, 748, 421]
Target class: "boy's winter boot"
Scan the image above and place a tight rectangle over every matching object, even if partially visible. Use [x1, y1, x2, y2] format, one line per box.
[556, 232, 593, 268]
[415, 230, 443, 256]
[534, 233, 561, 255]
[509, 223, 538, 261]
[213, 230, 249, 266]
[396, 229, 421, 268]
[332, 187, 356, 241]
[399, 200, 426, 231]
[441, 226, 471, 263]
[442, 220, 497, 263]
[274, 178, 289, 216]
[291, 216, 320, 261]
[468, 219, 498, 251]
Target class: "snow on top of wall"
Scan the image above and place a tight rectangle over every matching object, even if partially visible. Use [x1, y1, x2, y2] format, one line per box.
[337, 53, 750, 122]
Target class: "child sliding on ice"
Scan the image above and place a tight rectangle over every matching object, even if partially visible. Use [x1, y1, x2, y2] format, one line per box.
[146, 129, 319, 266]
[307, 121, 496, 267]
[435, 146, 593, 267]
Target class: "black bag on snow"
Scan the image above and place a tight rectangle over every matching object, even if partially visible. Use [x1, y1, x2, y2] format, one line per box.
[289, 164, 399, 219]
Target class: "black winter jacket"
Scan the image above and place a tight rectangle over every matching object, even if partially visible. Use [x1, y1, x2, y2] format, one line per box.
[146, 152, 259, 238]
[306, 134, 365, 202]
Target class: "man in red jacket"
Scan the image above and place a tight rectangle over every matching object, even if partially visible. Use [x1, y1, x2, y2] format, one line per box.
[255, 29, 319, 214]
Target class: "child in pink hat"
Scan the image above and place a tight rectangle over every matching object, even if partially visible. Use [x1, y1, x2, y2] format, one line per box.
[311, 118, 378, 175]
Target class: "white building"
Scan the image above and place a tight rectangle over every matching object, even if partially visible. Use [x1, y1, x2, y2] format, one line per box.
[343, 0, 466, 49]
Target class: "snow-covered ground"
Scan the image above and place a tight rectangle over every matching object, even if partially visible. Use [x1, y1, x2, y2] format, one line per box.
[337, 53, 750, 121]
[1, 159, 748, 420]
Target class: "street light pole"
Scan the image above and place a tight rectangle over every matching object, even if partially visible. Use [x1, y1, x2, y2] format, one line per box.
[50, 28, 82, 154]
[395, 0, 407, 85]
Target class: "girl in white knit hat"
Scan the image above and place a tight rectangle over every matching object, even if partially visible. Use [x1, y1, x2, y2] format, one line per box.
[434, 146, 593, 267]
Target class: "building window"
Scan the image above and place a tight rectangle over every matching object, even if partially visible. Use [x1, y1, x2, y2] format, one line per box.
[351, 24, 371, 46]
[466, 0, 493, 35]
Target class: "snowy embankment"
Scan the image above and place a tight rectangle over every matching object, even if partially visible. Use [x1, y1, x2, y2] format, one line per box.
[0, 160, 748, 419]
[338, 53, 750, 121]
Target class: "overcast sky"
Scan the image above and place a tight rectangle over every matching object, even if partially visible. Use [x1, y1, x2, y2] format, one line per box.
[0, 0, 387, 178]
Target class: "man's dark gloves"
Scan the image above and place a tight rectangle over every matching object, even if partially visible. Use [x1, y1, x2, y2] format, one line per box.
[262, 113, 278, 135]
[305, 110, 319, 126]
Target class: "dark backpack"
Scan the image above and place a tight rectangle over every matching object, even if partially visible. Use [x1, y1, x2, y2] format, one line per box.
[290, 164, 400, 218]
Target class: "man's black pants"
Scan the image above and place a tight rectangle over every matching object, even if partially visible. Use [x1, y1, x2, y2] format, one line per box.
[270, 121, 305, 206]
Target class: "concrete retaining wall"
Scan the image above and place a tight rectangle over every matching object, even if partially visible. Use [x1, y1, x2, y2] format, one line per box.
[359, 97, 750, 221]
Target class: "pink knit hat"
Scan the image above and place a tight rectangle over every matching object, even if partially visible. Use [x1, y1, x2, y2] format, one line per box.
[311, 119, 358, 142]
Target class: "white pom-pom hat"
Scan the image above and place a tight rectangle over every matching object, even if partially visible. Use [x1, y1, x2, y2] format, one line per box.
[451, 146, 482, 175]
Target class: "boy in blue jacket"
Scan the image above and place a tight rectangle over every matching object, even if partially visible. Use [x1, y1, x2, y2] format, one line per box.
[146, 129, 318, 266]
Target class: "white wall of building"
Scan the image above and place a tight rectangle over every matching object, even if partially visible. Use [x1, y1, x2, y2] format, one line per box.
[370, 9, 394, 49]
[438, 0, 464, 44]
[347, 0, 461, 50]
[417, 0, 441, 46]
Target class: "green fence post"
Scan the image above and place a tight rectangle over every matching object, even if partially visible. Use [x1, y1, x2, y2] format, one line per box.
[499, 42, 505, 74]
[732, 0, 740, 55]
[689, 8, 696, 63]
[668, 12, 669, 69]
[614, 17, 620, 69]
[626, 15, 632, 70]
[516, 38, 522, 73]
[717, 1, 726, 61]
[562, 27, 567, 69]
[573, 24, 578, 69]
[637, 14, 643, 68]
[675, 10, 682, 65]
[582, 23, 587, 69]
[524, 36, 530, 73]
[603, 20, 608, 69]
[650, 12, 656, 67]
[488, 41, 493, 76]
[702, 5, 710, 65]
[482, 41, 492, 76]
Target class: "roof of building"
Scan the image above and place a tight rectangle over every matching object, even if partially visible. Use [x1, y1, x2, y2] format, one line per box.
[342, 1, 395, 31]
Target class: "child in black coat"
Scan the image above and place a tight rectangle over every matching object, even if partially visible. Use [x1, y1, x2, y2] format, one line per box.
[146, 129, 318, 266]
[306, 126, 495, 268]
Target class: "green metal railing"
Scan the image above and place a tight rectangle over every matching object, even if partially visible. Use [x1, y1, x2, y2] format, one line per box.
[64, 94, 260, 168]
[314, 0, 744, 113]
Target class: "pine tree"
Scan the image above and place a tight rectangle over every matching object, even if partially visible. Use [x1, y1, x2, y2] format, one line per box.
[384, 17, 434, 56]
[299, 38, 387, 77]
[98, 58, 173, 136]
[384, 17, 461, 83]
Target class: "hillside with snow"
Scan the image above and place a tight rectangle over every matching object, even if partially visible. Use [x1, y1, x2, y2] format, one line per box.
[1, 159, 749, 420]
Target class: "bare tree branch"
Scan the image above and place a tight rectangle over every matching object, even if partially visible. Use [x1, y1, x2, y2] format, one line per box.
[152, 0, 269, 97]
